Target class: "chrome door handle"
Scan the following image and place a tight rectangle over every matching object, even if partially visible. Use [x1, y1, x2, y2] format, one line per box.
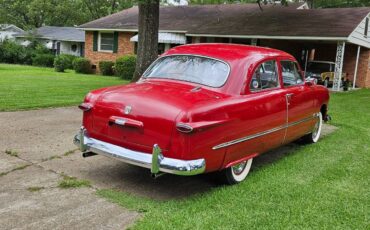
[286, 93, 294, 106]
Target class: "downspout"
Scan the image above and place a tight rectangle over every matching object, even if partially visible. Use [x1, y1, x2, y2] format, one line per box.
[353, 46, 361, 89]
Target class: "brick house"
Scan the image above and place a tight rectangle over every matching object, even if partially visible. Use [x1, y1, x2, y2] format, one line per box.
[79, 4, 370, 88]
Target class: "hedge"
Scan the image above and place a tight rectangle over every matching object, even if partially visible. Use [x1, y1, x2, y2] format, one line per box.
[73, 57, 91, 74]
[99, 61, 115, 76]
[54, 54, 77, 72]
[114, 55, 136, 80]
[32, 54, 55, 67]
[0, 40, 32, 64]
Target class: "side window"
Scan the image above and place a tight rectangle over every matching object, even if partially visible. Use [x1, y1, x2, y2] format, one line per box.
[250, 60, 279, 91]
[281, 61, 304, 86]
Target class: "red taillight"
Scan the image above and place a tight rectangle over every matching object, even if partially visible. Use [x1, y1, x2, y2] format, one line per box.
[176, 123, 193, 133]
[78, 103, 92, 111]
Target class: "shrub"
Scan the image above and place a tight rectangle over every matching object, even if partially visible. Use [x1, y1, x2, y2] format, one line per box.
[54, 55, 67, 72]
[53, 54, 77, 72]
[32, 54, 55, 67]
[73, 57, 91, 74]
[60, 54, 77, 69]
[33, 44, 51, 55]
[0, 40, 30, 64]
[99, 61, 115, 76]
[114, 55, 136, 80]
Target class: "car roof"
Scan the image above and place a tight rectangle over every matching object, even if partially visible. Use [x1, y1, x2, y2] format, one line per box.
[308, 61, 335, 64]
[163, 43, 293, 63]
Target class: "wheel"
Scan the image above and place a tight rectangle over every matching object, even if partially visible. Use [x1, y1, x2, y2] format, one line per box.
[302, 112, 323, 144]
[222, 158, 253, 185]
[323, 78, 329, 88]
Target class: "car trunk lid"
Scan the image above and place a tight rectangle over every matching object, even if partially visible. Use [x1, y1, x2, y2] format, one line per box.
[89, 80, 222, 153]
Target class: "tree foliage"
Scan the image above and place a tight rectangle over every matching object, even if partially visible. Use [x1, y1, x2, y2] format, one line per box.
[0, 0, 368, 29]
[0, 0, 135, 29]
[189, 0, 370, 8]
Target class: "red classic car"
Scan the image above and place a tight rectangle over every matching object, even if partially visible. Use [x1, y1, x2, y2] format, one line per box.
[74, 44, 330, 184]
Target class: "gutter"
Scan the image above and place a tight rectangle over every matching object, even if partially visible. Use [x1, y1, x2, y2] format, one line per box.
[15, 35, 84, 43]
[185, 33, 348, 41]
[77, 27, 349, 42]
[78, 27, 187, 34]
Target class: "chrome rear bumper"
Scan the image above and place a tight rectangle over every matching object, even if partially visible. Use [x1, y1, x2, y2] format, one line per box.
[73, 127, 206, 176]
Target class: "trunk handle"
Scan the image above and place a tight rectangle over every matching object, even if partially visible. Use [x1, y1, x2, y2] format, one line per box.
[108, 116, 144, 129]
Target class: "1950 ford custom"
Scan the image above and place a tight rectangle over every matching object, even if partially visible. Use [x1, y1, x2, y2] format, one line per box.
[74, 44, 330, 184]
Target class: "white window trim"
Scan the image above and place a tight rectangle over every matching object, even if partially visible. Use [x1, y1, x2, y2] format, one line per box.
[98, 32, 114, 53]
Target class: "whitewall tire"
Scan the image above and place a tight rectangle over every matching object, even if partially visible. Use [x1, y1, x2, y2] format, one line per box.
[223, 158, 253, 185]
[303, 112, 323, 144]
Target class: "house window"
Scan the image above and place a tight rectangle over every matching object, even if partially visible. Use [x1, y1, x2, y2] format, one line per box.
[99, 32, 114, 52]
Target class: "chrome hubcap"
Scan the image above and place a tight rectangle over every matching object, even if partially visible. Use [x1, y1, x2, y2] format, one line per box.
[232, 161, 247, 175]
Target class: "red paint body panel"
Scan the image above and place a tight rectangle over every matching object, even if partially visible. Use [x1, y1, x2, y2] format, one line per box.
[81, 44, 330, 173]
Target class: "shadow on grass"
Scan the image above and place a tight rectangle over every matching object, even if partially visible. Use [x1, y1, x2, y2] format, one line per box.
[88, 142, 304, 201]
[85, 124, 337, 201]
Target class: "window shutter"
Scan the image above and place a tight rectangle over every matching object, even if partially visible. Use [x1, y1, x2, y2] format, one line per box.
[93, 31, 98, 51]
[113, 32, 119, 53]
[365, 17, 369, 37]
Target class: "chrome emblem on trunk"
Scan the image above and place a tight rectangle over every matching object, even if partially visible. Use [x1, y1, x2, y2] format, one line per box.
[124, 106, 132, 114]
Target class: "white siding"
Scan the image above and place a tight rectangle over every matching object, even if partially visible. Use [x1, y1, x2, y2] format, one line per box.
[0, 31, 18, 41]
[60, 41, 83, 56]
[348, 13, 370, 48]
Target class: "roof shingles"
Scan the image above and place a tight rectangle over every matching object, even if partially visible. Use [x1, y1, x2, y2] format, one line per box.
[17, 26, 85, 42]
[79, 4, 370, 38]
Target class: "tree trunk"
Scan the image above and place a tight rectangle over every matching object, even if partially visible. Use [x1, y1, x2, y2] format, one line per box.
[306, 0, 314, 9]
[132, 0, 159, 82]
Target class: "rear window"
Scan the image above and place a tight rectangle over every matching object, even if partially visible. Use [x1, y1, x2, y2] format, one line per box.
[307, 62, 332, 73]
[143, 55, 230, 88]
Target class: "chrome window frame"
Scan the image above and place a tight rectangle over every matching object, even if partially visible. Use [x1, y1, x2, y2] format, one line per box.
[249, 59, 281, 93]
[280, 60, 305, 87]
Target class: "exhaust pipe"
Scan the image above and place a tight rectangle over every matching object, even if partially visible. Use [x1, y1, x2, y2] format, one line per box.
[82, 152, 97, 158]
[324, 114, 332, 122]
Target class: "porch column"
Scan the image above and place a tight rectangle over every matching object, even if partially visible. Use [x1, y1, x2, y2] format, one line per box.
[333, 41, 346, 91]
[353, 46, 361, 89]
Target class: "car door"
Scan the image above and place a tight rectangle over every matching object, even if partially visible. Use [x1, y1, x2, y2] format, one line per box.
[279, 59, 316, 143]
[223, 59, 287, 166]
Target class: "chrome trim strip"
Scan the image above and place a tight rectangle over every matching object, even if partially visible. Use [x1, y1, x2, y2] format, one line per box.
[212, 113, 319, 150]
[74, 127, 206, 176]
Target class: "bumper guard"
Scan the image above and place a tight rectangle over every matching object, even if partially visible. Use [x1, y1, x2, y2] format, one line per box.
[73, 127, 206, 176]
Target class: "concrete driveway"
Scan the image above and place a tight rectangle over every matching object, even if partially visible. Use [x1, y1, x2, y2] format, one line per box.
[0, 106, 337, 229]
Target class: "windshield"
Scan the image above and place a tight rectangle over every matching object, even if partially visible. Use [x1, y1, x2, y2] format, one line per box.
[307, 62, 332, 73]
[143, 55, 230, 88]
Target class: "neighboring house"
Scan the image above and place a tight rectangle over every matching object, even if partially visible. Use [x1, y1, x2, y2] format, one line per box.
[0, 24, 24, 41]
[16, 26, 85, 57]
[79, 4, 370, 88]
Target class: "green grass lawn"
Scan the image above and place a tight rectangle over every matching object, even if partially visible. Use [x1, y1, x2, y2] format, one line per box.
[98, 89, 370, 229]
[0, 64, 126, 111]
